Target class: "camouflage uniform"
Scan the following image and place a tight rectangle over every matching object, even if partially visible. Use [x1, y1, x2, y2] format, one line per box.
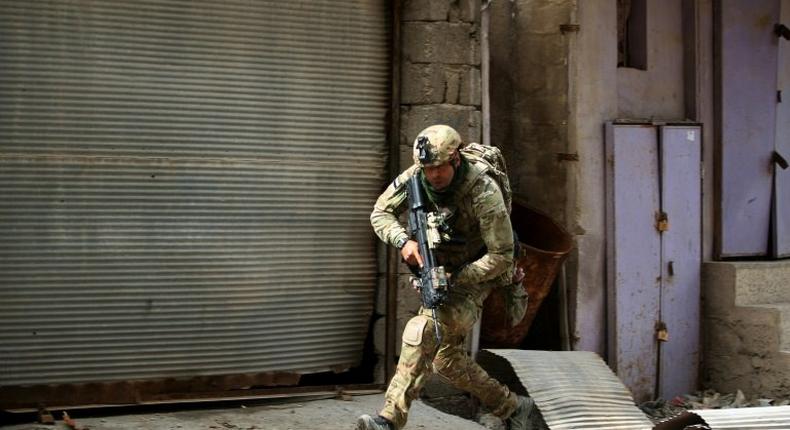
[370, 156, 519, 429]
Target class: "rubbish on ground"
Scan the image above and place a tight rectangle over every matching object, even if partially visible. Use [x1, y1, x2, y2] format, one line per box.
[62, 411, 86, 430]
[641, 389, 790, 424]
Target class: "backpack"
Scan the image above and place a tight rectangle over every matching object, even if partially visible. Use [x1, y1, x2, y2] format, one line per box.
[461, 142, 513, 214]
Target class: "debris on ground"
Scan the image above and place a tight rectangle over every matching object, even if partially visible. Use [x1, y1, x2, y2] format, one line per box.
[62, 411, 87, 430]
[36, 407, 54, 425]
[640, 389, 790, 423]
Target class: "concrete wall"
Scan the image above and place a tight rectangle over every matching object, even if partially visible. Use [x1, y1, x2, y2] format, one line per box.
[617, 1, 685, 119]
[491, 0, 695, 357]
[566, 0, 620, 356]
[490, 0, 573, 220]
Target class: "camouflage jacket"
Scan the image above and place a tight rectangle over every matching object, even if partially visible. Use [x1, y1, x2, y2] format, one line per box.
[370, 157, 514, 288]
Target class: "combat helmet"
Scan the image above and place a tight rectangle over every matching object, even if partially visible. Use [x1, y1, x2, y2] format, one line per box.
[412, 125, 463, 167]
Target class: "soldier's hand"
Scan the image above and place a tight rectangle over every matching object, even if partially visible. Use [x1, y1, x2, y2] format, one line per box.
[400, 240, 423, 267]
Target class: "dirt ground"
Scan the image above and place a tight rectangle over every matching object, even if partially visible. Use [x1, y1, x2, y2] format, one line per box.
[1, 393, 488, 430]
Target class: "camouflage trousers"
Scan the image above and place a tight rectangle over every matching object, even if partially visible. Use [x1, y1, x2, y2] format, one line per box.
[379, 287, 518, 429]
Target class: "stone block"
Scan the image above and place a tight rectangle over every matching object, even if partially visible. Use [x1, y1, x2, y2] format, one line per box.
[704, 353, 756, 395]
[702, 262, 736, 316]
[449, 0, 480, 23]
[459, 66, 482, 106]
[403, 0, 450, 21]
[401, 62, 445, 104]
[443, 67, 462, 104]
[401, 104, 480, 146]
[733, 261, 790, 305]
[469, 109, 482, 143]
[402, 22, 480, 65]
[703, 316, 741, 355]
[738, 317, 781, 356]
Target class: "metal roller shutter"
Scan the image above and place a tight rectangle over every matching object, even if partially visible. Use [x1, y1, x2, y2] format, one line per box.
[0, 0, 389, 386]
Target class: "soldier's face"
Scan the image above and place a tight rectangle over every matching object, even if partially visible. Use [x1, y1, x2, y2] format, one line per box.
[423, 152, 459, 191]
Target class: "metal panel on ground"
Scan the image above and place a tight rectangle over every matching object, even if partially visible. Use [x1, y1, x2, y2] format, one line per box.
[606, 123, 661, 403]
[0, 0, 389, 388]
[717, 0, 780, 257]
[774, 0, 790, 258]
[658, 125, 702, 400]
[692, 405, 790, 429]
[484, 350, 653, 430]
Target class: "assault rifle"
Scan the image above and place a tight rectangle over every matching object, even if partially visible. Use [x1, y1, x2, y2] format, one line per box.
[405, 174, 449, 345]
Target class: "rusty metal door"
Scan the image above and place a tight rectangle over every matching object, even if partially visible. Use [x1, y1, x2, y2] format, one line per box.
[774, 0, 790, 257]
[717, 0, 780, 257]
[606, 123, 662, 403]
[658, 126, 702, 400]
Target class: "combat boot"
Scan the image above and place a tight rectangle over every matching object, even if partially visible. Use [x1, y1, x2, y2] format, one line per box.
[506, 395, 535, 430]
[356, 414, 394, 430]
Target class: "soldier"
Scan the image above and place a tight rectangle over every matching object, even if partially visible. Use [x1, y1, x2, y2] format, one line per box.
[357, 125, 534, 430]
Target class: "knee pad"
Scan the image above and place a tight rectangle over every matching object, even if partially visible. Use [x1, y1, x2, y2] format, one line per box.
[402, 315, 430, 346]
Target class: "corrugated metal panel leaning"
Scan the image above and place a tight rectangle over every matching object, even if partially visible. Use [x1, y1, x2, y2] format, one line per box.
[486, 349, 654, 430]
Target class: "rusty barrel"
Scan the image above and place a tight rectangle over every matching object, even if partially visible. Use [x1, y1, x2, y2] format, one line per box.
[480, 200, 573, 348]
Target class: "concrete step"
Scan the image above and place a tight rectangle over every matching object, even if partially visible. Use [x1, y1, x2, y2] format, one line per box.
[703, 262, 790, 398]
[749, 302, 790, 353]
[731, 261, 790, 306]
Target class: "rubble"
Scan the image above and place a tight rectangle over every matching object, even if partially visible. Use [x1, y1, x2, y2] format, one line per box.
[640, 389, 790, 424]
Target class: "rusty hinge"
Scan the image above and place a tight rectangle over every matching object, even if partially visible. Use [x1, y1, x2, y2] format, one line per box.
[655, 321, 669, 342]
[560, 24, 580, 34]
[655, 211, 669, 232]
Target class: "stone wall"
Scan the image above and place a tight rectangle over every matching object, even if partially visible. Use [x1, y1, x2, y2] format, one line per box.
[374, 0, 484, 383]
[489, 0, 590, 350]
[490, 0, 572, 221]
[398, 0, 483, 169]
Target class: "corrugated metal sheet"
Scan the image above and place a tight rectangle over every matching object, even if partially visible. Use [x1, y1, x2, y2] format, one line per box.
[692, 405, 790, 429]
[0, 0, 389, 386]
[486, 350, 653, 430]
